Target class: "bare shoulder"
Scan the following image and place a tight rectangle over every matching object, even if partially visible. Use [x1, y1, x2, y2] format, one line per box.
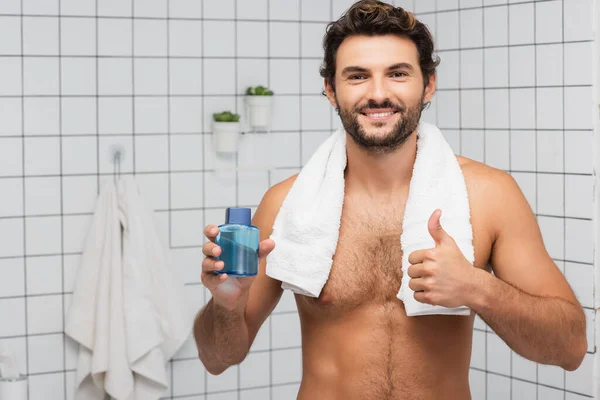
[253, 173, 299, 233]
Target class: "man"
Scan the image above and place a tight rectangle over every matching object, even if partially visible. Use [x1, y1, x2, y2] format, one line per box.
[193, 1, 587, 399]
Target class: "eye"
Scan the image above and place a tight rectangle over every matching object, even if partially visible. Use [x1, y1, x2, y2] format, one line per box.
[348, 74, 366, 80]
[391, 71, 407, 78]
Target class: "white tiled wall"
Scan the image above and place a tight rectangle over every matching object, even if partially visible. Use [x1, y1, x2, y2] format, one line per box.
[0, 0, 596, 400]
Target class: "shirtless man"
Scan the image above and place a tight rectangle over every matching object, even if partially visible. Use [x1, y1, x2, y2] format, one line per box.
[194, 1, 588, 399]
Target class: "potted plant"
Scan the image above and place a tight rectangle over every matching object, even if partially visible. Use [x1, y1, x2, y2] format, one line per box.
[245, 85, 274, 131]
[212, 111, 241, 153]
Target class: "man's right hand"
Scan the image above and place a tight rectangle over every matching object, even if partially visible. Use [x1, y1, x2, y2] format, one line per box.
[201, 224, 276, 313]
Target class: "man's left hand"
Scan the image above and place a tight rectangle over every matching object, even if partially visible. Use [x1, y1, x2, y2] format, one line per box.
[407, 209, 477, 308]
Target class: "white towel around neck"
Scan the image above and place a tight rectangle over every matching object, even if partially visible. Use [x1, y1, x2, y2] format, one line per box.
[266, 121, 474, 316]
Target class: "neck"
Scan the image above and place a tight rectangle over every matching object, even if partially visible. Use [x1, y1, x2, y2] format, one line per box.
[344, 131, 418, 199]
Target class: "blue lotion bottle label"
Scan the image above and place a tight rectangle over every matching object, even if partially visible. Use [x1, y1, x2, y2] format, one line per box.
[215, 208, 259, 277]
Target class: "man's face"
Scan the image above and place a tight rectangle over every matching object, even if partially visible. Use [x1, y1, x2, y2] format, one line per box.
[325, 34, 436, 155]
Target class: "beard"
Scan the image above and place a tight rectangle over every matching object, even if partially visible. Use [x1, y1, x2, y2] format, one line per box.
[336, 95, 424, 155]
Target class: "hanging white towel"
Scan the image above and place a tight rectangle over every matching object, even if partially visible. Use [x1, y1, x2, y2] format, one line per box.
[65, 176, 193, 400]
[266, 121, 474, 316]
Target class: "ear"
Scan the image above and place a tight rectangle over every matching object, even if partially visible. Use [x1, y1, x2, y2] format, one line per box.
[323, 78, 338, 109]
[423, 73, 436, 105]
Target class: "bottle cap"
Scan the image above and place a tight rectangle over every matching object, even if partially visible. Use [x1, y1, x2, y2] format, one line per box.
[225, 207, 251, 225]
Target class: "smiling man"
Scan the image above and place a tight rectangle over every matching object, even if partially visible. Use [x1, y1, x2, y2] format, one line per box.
[194, 1, 587, 399]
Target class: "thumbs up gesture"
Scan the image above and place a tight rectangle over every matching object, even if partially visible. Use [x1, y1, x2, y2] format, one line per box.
[407, 209, 476, 308]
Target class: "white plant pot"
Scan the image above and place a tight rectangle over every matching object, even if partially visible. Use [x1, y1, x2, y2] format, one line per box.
[213, 121, 241, 153]
[245, 96, 273, 130]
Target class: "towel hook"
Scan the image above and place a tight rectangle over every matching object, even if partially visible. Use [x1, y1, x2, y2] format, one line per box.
[109, 144, 125, 183]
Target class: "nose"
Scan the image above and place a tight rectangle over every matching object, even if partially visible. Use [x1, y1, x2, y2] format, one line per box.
[367, 75, 390, 104]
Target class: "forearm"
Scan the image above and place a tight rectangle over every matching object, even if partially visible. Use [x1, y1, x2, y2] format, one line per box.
[193, 298, 250, 374]
[467, 269, 587, 371]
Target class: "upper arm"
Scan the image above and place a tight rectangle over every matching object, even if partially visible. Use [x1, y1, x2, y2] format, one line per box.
[244, 175, 297, 347]
[486, 170, 579, 305]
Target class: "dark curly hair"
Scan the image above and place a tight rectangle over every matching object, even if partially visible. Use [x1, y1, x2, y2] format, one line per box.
[320, 0, 440, 93]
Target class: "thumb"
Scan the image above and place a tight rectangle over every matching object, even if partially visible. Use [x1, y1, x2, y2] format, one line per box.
[258, 238, 276, 258]
[428, 209, 448, 246]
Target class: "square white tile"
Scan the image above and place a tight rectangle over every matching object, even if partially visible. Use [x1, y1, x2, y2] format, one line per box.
[564, 42, 593, 86]
[436, 90, 460, 129]
[239, 351, 270, 388]
[134, 19, 167, 56]
[565, 218, 593, 264]
[203, 21, 234, 57]
[0, 57, 22, 96]
[537, 385, 565, 400]
[301, 0, 330, 21]
[98, 58, 132, 96]
[270, 59, 300, 95]
[62, 214, 92, 253]
[170, 247, 202, 286]
[270, 22, 300, 57]
[26, 255, 62, 295]
[202, 96, 236, 133]
[535, 0, 562, 44]
[0, 219, 24, 258]
[537, 215, 564, 260]
[536, 130, 563, 173]
[0, 258, 25, 297]
[460, 0, 482, 7]
[460, 130, 484, 162]
[171, 97, 204, 134]
[134, 97, 168, 134]
[24, 137, 60, 176]
[484, 130, 509, 170]
[437, 50, 459, 90]
[237, 21, 268, 58]
[483, 6, 508, 47]
[23, 16, 59, 55]
[98, 97, 133, 134]
[271, 96, 301, 131]
[484, 89, 509, 129]
[172, 359, 206, 395]
[565, 352, 593, 396]
[487, 374, 510, 400]
[134, 135, 168, 172]
[509, 88, 535, 129]
[301, 22, 327, 58]
[564, 131, 593, 174]
[97, 135, 134, 174]
[270, 0, 299, 20]
[0, 337, 27, 375]
[61, 136, 98, 175]
[460, 8, 483, 48]
[301, 131, 330, 164]
[25, 177, 61, 216]
[98, 0, 132, 17]
[0, 17, 21, 55]
[537, 363, 565, 388]
[27, 294, 63, 334]
[169, 0, 202, 18]
[470, 329, 485, 369]
[564, 86, 595, 129]
[170, 210, 204, 247]
[237, 0, 267, 19]
[302, 95, 331, 130]
[536, 173, 563, 216]
[25, 216, 61, 255]
[97, 18, 132, 56]
[271, 313, 301, 348]
[133, 173, 168, 211]
[272, 348, 302, 385]
[437, 0, 459, 10]
[240, 387, 270, 400]
[60, 0, 95, 16]
[414, 0, 435, 13]
[0, 0, 20, 14]
[436, 11, 459, 50]
[133, 0, 166, 17]
[460, 90, 484, 128]
[469, 369, 485, 400]
[0, 177, 23, 217]
[204, 171, 236, 207]
[28, 333, 64, 373]
[511, 379, 537, 400]
[565, 174, 593, 219]
[169, 20, 203, 57]
[332, 0, 357, 16]
[509, 45, 534, 87]
[207, 364, 239, 392]
[23, 97, 60, 135]
[565, 262, 594, 310]
[0, 298, 26, 337]
[60, 17, 95, 56]
[536, 44, 563, 87]
[237, 59, 268, 95]
[23, 57, 59, 95]
[460, 49, 483, 89]
[0, 98, 22, 136]
[170, 172, 204, 209]
[208, 392, 237, 400]
[0, 138, 22, 176]
[203, 58, 236, 95]
[133, 58, 168, 96]
[508, 3, 534, 45]
[563, 0, 593, 42]
[204, 0, 234, 19]
[61, 57, 96, 96]
[29, 373, 65, 400]
[237, 172, 269, 206]
[170, 59, 203, 95]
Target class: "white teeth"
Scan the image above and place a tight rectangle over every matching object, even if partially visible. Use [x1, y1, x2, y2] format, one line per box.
[366, 112, 394, 118]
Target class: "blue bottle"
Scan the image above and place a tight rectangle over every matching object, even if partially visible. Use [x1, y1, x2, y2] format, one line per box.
[214, 207, 260, 277]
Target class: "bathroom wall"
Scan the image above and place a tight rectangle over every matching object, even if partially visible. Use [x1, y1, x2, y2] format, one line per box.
[0, 1, 595, 400]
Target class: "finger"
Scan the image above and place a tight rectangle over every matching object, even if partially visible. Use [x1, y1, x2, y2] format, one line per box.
[409, 277, 426, 292]
[201, 269, 228, 288]
[258, 239, 276, 259]
[413, 290, 433, 305]
[204, 224, 220, 243]
[407, 263, 424, 279]
[202, 241, 221, 257]
[408, 249, 428, 265]
[202, 256, 224, 273]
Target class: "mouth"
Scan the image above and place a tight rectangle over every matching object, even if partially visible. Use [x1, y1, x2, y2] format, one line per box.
[360, 109, 399, 122]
